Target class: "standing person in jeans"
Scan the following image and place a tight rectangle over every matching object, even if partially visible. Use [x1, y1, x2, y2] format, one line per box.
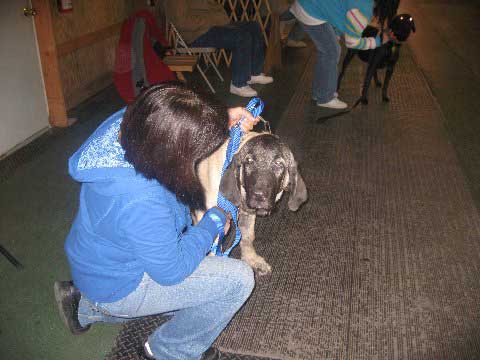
[54, 83, 261, 360]
[164, 0, 273, 97]
[291, 0, 386, 109]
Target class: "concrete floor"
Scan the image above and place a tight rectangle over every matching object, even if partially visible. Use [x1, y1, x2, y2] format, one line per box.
[1, 0, 479, 359]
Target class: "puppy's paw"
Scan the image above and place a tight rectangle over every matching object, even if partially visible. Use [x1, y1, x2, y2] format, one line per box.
[243, 254, 272, 276]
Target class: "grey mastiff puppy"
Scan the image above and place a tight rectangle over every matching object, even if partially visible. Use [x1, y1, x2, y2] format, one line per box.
[195, 132, 308, 275]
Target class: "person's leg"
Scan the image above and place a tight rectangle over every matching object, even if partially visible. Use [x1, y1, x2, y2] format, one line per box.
[90, 257, 255, 360]
[302, 23, 341, 103]
[77, 296, 132, 326]
[191, 24, 254, 87]
[232, 21, 265, 76]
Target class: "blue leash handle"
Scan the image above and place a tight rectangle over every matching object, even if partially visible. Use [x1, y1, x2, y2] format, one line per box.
[211, 97, 264, 256]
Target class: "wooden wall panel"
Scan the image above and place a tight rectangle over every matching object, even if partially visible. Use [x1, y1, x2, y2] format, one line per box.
[60, 36, 119, 109]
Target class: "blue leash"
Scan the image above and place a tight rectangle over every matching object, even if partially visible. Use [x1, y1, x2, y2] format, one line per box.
[211, 97, 264, 256]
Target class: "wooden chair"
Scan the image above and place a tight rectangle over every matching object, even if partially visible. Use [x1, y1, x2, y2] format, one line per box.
[167, 22, 224, 93]
[163, 54, 198, 82]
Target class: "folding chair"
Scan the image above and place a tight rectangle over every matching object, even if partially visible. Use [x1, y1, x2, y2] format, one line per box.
[168, 22, 224, 93]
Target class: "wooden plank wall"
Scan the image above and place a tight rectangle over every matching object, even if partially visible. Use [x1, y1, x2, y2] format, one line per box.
[50, 0, 163, 109]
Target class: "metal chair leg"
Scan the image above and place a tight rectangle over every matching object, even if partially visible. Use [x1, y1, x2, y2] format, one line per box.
[204, 53, 224, 82]
[196, 64, 216, 93]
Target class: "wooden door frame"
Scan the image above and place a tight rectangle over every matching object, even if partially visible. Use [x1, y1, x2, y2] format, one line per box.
[31, 0, 69, 127]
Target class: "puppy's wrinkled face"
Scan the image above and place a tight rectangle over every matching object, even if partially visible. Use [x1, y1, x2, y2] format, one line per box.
[220, 133, 307, 217]
[239, 136, 286, 216]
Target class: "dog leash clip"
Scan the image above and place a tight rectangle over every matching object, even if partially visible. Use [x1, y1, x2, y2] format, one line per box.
[244, 98, 270, 134]
[258, 116, 271, 134]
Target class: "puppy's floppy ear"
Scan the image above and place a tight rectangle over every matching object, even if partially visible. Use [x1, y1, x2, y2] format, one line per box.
[281, 145, 308, 211]
[219, 155, 241, 207]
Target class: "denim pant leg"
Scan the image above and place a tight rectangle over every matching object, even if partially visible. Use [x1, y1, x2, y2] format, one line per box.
[82, 257, 254, 360]
[233, 21, 265, 76]
[78, 297, 131, 326]
[191, 22, 264, 87]
[302, 23, 341, 102]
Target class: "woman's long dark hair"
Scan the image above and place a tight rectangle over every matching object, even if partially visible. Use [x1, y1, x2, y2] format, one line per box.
[120, 82, 229, 210]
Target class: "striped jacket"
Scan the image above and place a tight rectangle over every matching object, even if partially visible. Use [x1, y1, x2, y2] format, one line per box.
[297, 0, 380, 49]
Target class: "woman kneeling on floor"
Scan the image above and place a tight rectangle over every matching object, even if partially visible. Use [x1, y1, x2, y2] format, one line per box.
[54, 83, 260, 360]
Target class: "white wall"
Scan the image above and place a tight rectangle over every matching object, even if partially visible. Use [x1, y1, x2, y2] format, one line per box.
[0, 1, 49, 158]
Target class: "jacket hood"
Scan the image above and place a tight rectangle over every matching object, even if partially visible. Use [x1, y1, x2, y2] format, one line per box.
[69, 107, 156, 195]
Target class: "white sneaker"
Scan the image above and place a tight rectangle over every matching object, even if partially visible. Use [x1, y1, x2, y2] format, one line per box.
[286, 39, 307, 48]
[317, 98, 348, 109]
[247, 73, 274, 85]
[230, 83, 258, 97]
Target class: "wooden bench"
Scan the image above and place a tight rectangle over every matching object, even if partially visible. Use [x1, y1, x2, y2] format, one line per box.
[163, 55, 198, 82]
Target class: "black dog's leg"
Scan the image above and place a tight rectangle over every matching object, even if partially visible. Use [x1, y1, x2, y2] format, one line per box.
[361, 55, 377, 104]
[382, 65, 394, 102]
[374, 70, 382, 87]
[338, 49, 356, 91]
[361, 47, 386, 104]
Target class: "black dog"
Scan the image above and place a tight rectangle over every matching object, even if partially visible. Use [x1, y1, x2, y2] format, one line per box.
[337, 14, 415, 104]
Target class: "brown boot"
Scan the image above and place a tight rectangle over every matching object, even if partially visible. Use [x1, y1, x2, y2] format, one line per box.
[53, 280, 91, 335]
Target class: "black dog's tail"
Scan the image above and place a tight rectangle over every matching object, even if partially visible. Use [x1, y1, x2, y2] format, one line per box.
[316, 97, 362, 124]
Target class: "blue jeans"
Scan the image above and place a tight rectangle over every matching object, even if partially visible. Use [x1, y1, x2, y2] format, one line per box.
[302, 23, 341, 103]
[191, 21, 265, 87]
[78, 257, 255, 360]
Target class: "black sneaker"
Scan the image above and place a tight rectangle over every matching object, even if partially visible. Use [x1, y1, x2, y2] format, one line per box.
[202, 348, 279, 360]
[138, 344, 221, 360]
[53, 280, 91, 335]
[201, 347, 222, 360]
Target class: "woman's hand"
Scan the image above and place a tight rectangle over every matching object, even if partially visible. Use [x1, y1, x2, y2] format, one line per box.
[211, 206, 232, 235]
[227, 107, 260, 133]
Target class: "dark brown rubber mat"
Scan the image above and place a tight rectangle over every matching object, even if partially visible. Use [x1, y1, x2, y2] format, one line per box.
[214, 46, 480, 359]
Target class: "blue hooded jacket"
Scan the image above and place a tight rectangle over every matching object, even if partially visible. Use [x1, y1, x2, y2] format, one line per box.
[65, 108, 224, 303]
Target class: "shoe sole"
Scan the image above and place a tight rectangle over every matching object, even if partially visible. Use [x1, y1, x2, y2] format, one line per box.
[246, 80, 274, 85]
[53, 281, 90, 335]
[317, 104, 348, 109]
